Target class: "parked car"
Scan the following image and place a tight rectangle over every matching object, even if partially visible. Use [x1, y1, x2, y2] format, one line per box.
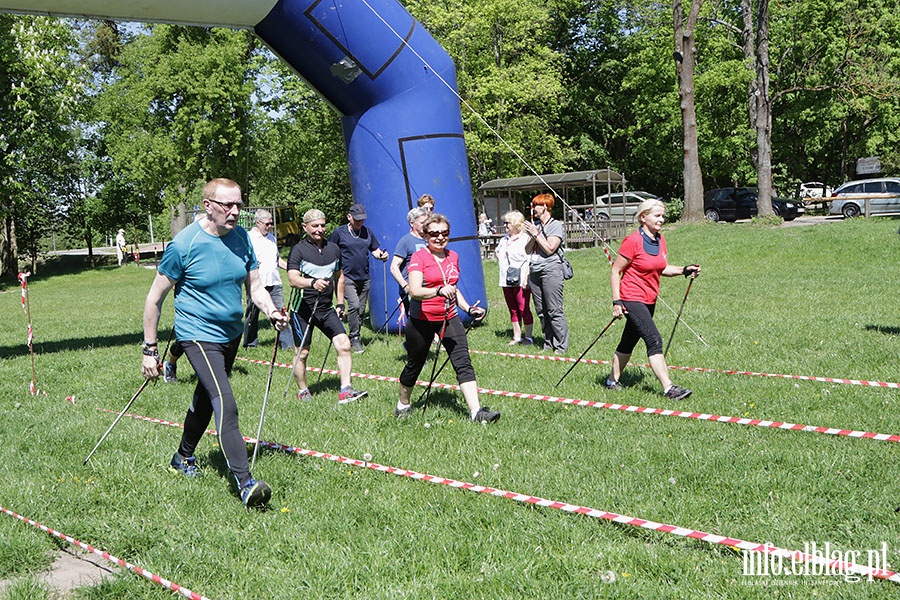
[829, 177, 900, 218]
[594, 191, 661, 222]
[799, 181, 833, 198]
[704, 187, 804, 222]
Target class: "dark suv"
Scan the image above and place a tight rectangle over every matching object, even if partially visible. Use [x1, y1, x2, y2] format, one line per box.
[704, 187, 803, 222]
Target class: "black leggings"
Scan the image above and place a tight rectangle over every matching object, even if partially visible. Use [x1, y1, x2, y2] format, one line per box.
[616, 301, 663, 357]
[400, 317, 475, 387]
[177, 338, 252, 487]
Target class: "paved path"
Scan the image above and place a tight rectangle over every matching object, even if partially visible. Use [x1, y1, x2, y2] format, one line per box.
[51, 242, 166, 257]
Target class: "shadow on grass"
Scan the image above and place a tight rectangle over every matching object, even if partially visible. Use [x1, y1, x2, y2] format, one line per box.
[865, 324, 900, 335]
[412, 389, 470, 418]
[201, 449, 274, 511]
[588, 369, 653, 396]
[0, 327, 176, 359]
[1, 255, 125, 290]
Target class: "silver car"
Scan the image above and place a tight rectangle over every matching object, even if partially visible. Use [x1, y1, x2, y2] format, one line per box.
[593, 191, 661, 222]
[829, 178, 900, 218]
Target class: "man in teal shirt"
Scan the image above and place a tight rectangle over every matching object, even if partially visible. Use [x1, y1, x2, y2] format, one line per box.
[141, 178, 289, 508]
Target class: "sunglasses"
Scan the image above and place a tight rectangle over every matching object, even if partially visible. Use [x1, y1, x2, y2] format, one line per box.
[426, 229, 450, 238]
[206, 198, 243, 211]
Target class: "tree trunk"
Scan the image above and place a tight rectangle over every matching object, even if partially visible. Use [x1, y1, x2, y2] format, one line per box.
[741, 0, 757, 168]
[674, 0, 705, 222]
[84, 225, 95, 269]
[171, 202, 190, 237]
[743, 0, 773, 215]
[1, 213, 18, 278]
[754, 0, 774, 215]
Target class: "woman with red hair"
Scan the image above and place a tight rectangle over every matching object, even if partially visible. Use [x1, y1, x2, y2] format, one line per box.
[522, 193, 569, 354]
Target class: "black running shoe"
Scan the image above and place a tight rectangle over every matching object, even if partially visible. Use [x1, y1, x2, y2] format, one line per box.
[663, 385, 692, 400]
[473, 407, 501, 423]
[240, 478, 271, 508]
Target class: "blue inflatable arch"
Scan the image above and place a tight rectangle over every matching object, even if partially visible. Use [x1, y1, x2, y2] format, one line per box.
[1, 0, 487, 331]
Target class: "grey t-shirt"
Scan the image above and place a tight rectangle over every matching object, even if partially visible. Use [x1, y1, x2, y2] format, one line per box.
[530, 218, 565, 271]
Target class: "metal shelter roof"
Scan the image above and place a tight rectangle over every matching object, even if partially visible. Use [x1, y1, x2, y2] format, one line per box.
[478, 169, 625, 193]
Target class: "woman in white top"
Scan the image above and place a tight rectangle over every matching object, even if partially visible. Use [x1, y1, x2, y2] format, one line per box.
[495, 210, 534, 345]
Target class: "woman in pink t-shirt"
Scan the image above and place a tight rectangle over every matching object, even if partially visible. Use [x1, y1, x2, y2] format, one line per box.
[607, 200, 700, 400]
[395, 214, 500, 423]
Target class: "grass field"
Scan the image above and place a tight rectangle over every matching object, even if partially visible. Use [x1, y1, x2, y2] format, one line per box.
[0, 216, 898, 599]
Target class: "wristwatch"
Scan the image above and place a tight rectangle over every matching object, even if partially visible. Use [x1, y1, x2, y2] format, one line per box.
[141, 341, 159, 357]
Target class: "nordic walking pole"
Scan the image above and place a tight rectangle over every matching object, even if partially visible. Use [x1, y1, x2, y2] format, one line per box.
[83, 377, 154, 465]
[282, 295, 320, 398]
[315, 339, 332, 385]
[382, 260, 388, 330]
[251, 309, 284, 470]
[420, 299, 451, 413]
[664, 272, 697, 358]
[554, 316, 620, 388]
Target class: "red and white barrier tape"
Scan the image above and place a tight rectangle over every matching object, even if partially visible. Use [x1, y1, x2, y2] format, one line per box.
[0, 505, 211, 600]
[102, 409, 900, 585]
[600, 238, 614, 265]
[17, 271, 44, 396]
[469, 349, 900, 389]
[235, 357, 900, 444]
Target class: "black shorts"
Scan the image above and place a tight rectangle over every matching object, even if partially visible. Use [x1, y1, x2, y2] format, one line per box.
[290, 304, 346, 348]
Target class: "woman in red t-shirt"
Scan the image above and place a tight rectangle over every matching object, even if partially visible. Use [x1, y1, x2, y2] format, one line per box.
[395, 214, 500, 423]
[607, 200, 700, 400]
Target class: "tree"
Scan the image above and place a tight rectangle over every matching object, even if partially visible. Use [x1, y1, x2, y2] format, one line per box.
[742, 0, 774, 215]
[552, 0, 629, 173]
[96, 25, 260, 234]
[248, 57, 351, 223]
[61, 20, 126, 266]
[768, 0, 900, 186]
[407, 0, 569, 185]
[673, 0, 706, 220]
[707, 0, 900, 203]
[0, 15, 84, 277]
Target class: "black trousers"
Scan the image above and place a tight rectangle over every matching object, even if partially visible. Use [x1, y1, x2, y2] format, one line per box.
[177, 338, 253, 487]
[400, 316, 475, 387]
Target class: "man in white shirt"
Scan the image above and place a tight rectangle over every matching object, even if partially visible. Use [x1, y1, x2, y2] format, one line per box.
[115, 228, 127, 266]
[243, 209, 293, 349]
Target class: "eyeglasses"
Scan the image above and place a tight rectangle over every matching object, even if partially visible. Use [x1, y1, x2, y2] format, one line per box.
[261, 221, 274, 226]
[206, 198, 243, 211]
[502, 221, 510, 225]
[426, 229, 449, 238]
